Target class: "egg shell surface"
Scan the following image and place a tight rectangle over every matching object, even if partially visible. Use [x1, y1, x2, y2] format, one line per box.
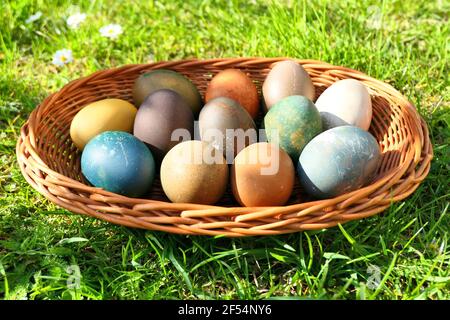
[160, 140, 229, 204]
[262, 60, 315, 111]
[132, 69, 202, 115]
[133, 89, 194, 163]
[315, 79, 372, 130]
[199, 97, 256, 160]
[297, 125, 381, 199]
[231, 142, 295, 207]
[81, 131, 155, 197]
[70, 98, 137, 150]
[264, 95, 322, 160]
[205, 69, 260, 118]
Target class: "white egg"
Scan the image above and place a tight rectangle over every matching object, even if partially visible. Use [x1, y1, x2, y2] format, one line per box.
[315, 79, 372, 131]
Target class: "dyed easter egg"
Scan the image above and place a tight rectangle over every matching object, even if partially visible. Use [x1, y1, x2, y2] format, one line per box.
[133, 89, 194, 162]
[264, 95, 322, 160]
[199, 97, 256, 160]
[297, 126, 381, 199]
[205, 69, 260, 118]
[262, 60, 315, 111]
[70, 98, 137, 150]
[160, 140, 229, 204]
[231, 142, 295, 207]
[81, 131, 155, 197]
[315, 79, 372, 130]
[132, 69, 202, 115]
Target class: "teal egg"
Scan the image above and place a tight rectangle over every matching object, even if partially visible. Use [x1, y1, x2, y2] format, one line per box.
[81, 131, 155, 197]
[297, 126, 381, 199]
[264, 95, 322, 160]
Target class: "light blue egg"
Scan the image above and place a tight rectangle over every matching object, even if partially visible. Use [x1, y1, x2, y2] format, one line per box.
[81, 131, 155, 197]
[297, 126, 381, 199]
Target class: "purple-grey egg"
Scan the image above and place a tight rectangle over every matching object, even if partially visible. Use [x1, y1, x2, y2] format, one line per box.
[297, 126, 381, 199]
[133, 89, 194, 162]
[81, 131, 155, 197]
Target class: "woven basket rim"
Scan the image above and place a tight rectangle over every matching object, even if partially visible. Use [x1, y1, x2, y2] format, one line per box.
[16, 57, 433, 236]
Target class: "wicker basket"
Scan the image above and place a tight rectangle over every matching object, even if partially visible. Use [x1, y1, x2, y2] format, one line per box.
[16, 58, 433, 237]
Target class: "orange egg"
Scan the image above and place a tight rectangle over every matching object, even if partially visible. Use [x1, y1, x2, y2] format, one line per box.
[205, 69, 259, 119]
[231, 142, 295, 207]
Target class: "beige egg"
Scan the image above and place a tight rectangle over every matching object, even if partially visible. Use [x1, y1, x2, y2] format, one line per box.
[262, 60, 315, 111]
[231, 142, 295, 207]
[160, 140, 229, 204]
[70, 99, 137, 150]
[315, 79, 372, 130]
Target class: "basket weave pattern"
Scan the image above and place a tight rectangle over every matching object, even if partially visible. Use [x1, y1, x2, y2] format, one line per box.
[16, 58, 433, 237]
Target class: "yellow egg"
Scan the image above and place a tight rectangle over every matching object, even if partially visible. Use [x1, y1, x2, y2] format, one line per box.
[70, 99, 137, 150]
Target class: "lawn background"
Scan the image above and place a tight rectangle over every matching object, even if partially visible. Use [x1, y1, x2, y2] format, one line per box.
[0, 0, 448, 300]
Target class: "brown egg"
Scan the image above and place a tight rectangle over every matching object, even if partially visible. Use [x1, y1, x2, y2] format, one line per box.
[205, 69, 259, 118]
[133, 89, 194, 162]
[160, 140, 229, 204]
[262, 60, 315, 111]
[199, 97, 256, 161]
[231, 142, 295, 207]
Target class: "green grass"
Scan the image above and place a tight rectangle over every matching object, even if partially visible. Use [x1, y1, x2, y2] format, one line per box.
[0, 0, 449, 300]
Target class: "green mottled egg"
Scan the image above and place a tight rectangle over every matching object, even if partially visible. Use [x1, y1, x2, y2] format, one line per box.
[263, 95, 322, 160]
[132, 69, 202, 115]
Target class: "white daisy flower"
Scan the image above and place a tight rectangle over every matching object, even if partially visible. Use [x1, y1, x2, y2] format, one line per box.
[25, 11, 42, 24]
[67, 13, 86, 29]
[147, 53, 155, 62]
[99, 24, 123, 39]
[52, 49, 73, 67]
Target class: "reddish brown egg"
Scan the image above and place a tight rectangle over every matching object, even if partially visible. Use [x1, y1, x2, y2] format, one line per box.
[205, 69, 259, 119]
[231, 142, 295, 207]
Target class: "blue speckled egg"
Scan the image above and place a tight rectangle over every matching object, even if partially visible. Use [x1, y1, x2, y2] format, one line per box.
[297, 126, 381, 199]
[81, 131, 155, 197]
